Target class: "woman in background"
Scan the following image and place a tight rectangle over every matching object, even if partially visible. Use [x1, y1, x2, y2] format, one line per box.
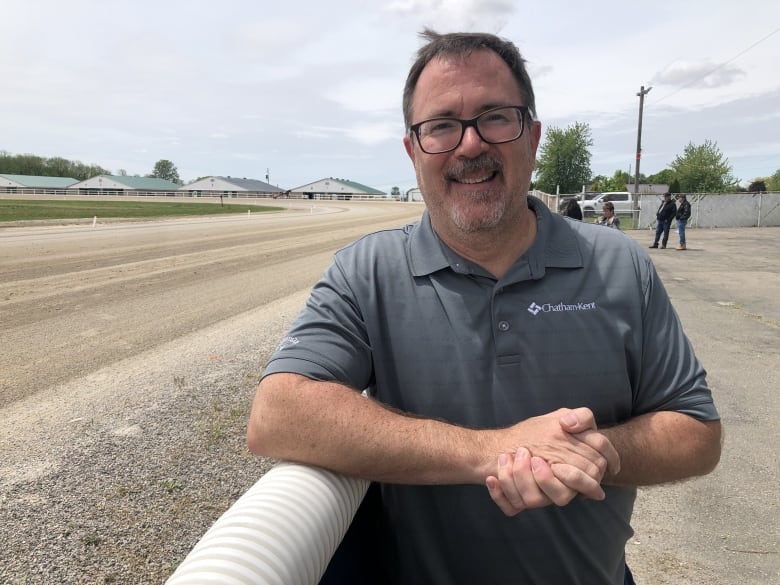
[595, 201, 621, 229]
[562, 198, 583, 220]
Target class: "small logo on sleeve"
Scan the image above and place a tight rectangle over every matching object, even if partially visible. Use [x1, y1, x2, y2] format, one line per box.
[277, 336, 300, 351]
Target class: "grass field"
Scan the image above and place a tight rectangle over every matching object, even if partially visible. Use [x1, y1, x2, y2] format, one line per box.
[0, 199, 283, 222]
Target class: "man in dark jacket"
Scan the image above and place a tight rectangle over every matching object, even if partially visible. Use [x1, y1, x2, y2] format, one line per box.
[650, 192, 677, 248]
[675, 194, 692, 250]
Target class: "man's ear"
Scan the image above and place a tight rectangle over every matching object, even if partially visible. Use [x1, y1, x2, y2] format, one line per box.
[530, 120, 542, 158]
[403, 134, 416, 164]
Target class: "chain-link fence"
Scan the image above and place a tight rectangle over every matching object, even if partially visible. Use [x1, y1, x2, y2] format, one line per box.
[536, 191, 780, 229]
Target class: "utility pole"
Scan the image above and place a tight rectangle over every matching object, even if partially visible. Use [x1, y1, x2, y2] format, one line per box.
[633, 85, 652, 214]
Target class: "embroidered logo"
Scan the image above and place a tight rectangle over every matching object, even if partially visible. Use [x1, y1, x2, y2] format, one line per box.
[527, 301, 597, 315]
[277, 336, 301, 351]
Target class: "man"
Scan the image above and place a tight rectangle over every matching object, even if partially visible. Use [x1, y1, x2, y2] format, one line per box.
[676, 193, 692, 250]
[650, 192, 677, 248]
[247, 30, 721, 585]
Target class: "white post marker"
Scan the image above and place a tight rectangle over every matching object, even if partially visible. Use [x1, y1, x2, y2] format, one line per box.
[92, 216, 97, 227]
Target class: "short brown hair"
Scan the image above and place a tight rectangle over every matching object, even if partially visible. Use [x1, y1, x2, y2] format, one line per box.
[602, 202, 615, 212]
[402, 29, 536, 129]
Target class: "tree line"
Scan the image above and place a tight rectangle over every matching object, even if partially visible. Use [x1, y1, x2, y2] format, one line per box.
[533, 124, 780, 194]
[0, 151, 181, 184]
[0, 151, 111, 182]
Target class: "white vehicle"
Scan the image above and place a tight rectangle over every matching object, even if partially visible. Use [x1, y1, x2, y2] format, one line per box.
[579, 191, 635, 217]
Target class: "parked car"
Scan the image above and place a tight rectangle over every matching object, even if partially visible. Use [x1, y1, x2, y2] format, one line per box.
[558, 192, 601, 213]
[579, 191, 636, 217]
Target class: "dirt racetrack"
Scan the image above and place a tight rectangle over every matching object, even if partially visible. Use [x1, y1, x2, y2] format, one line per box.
[0, 199, 778, 583]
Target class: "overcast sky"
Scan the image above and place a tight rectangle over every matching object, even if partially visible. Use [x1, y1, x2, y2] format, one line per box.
[2, 0, 778, 193]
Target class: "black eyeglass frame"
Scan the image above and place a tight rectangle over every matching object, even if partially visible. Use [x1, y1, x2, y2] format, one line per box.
[408, 105, 531, 155]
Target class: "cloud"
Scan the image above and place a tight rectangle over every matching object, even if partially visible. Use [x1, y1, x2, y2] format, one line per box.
[346, 122, 401, 145]
[293, 121, 401, 146]
[651, 60, 746, 89]
[324, 77, 402, 113]
[384, 0, 516, 31]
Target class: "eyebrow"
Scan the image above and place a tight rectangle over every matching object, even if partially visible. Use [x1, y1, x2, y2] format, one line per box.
[422, 103, 514, 120]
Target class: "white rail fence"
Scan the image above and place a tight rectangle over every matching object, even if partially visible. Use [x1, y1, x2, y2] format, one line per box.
[0, 187, 394, 202]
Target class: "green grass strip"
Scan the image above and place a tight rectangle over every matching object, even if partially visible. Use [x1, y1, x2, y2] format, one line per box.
[0, 199, 283, 222]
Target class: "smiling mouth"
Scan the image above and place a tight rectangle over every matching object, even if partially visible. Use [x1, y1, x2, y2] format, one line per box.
[452, 171, 498, 185]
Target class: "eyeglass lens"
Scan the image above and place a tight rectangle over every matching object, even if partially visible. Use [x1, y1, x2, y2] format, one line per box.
[415, 107, 525, 154]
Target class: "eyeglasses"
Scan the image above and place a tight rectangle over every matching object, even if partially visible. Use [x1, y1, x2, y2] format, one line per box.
[409, 106, 530, 154]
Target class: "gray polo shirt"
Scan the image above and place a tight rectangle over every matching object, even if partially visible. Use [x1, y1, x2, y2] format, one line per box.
[264, 196, 719, 585]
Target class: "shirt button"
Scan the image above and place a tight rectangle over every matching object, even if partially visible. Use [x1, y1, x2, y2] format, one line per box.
[498, 321, 510, 332]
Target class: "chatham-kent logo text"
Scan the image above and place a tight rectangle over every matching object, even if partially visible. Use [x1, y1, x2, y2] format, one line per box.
[527, 301, 597, 316]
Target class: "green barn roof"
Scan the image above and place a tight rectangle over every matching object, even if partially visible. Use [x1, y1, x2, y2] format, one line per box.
[0, 174, 79, 188]
[104, 175, 181, 190]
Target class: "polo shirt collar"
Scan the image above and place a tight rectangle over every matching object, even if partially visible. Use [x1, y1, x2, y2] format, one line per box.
[409, 210, 451, 276]
[408, 196, 584, 278]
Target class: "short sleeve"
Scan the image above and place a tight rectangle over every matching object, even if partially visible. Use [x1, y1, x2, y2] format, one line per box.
[262, 257, 373, 391]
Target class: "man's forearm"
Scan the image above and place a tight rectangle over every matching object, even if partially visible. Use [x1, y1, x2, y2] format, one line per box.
[600, 411, 722, 486]
[247, 373, 490, 485]
[247, 374, 616, 490]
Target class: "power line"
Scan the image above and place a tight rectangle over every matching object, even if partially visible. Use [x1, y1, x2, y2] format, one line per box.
[654, 25, 780, 105]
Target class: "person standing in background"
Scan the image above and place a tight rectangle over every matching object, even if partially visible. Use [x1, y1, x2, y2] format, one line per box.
[675, 194, 691, 250]
[650, 192, 677, 249]
[562, 197, 583, 220]
[594, 201, 620, 229]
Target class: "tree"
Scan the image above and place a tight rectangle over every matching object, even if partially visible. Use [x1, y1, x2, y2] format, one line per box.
[602, 169, 632, 192]
[390, 186, 401, 199]
[588, 175, 607, 191]
[646, 168, 676, 188]
[669, 140, 739, 193]
[149, 159, 180, 184]
[766, 169, 780, 191]
[748, 180, 767, 192]
[0, 150, 109, 180]
[534, 122, 593, 194]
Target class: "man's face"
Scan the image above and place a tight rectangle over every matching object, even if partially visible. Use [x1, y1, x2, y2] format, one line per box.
[403, 50, 541, 236]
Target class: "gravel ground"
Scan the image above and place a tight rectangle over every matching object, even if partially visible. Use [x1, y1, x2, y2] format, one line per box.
[0, 298, 301, 583]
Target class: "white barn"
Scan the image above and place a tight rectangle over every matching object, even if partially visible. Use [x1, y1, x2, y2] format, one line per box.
[290, 177, 386, 200]
[70, 175, 181, 192]
[180, 176, 284, 197]
[405, 187, 424, 202]
[0, 174, 79, 189]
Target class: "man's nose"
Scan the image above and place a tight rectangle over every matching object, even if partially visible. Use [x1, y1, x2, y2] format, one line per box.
[456, 126, 489, 156]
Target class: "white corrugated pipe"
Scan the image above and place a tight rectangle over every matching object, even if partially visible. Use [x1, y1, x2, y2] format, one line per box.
[166, 462, 370, 585]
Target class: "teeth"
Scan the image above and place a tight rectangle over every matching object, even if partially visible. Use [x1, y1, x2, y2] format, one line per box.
[458, 174, 493, 184]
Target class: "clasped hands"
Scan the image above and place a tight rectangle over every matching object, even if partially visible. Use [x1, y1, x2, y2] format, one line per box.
[485, 407, 620, 516]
